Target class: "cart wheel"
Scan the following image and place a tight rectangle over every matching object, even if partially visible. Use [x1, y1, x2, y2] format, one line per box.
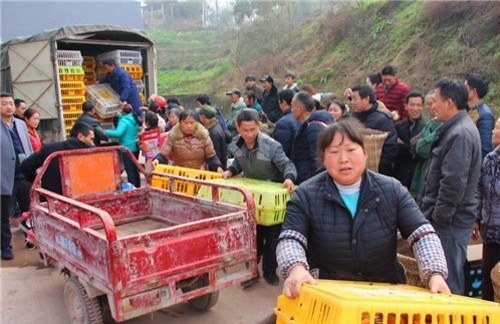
[183, 275, 219, 311]
[64, 277, 104, 324]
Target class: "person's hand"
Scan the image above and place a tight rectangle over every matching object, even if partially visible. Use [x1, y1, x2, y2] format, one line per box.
[283, 179, 295, 195]
[283, 265, 317, 299]
[391, 111, 400, 121]
[471, 221, 481, 240]
[428, 274, 451, 294]
[221, 170, 233, 179]
[343, 88, 353, 99]
[140, 105, 149, 111]
[152, 159, 160, 167]
[216, 167, 224, 173]
[397, 138, 404, 144]
[410, 134, 421, 146]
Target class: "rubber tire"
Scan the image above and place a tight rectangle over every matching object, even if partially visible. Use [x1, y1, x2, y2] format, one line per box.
[64, 277, 104, 324]
[183, 275, 219, 311]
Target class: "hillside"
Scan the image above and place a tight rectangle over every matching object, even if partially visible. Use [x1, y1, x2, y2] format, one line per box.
[148, 1, 500, 116]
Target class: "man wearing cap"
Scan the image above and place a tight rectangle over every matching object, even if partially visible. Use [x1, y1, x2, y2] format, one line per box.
[260, 75, 282, 124]
[76, 100, 108, 146]
[199, 105, 227, 170]
[226, 88, 246, 138]
[245, 75, 264, 104]
[283, 73, 300, 93]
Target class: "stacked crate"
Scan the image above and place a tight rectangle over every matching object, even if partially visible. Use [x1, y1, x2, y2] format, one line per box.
[57, 50, 85, 138]
[96, 50, 144, 103]
[82, 56, 97, 86]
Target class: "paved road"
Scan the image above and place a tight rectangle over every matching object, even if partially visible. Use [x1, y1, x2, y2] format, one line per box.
[1, 227, 281, 324]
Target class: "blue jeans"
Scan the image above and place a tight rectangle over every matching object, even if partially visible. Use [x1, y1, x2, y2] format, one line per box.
[431, 220, 472, 295]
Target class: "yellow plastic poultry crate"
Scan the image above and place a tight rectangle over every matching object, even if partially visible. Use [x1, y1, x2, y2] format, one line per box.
[60, 81, 86, 97]
[62, 96, 86, 111]
[274, 280, 500, 324]
[197, 177, 291, 226]
[82, 56, 96, 70]
[151, 164, 221, 196]
[119, 64, 143, 79]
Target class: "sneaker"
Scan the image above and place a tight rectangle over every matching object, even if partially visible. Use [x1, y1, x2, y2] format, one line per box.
[241, 272, 260, 289]
[263, 273, 279, 286]
[1, 246, 14, 260]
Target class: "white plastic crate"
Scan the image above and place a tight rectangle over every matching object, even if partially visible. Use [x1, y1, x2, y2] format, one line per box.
[134, 79, 144, 93]
[57, 50, 83, 66]
[96, 49, 142, 65]
[85, 84, 121, 119]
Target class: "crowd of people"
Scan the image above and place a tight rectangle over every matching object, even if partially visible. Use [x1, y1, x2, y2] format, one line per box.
[1, 64, 498, 302]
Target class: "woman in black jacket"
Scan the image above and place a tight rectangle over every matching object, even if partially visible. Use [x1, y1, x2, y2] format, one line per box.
[276, 118, 450, 298]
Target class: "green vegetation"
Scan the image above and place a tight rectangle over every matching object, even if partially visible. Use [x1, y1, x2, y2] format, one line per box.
[148, 1, 500, 116]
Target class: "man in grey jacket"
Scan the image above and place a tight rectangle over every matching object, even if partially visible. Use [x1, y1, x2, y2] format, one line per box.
[222, 108, 297, 288]
[1, 93, 33, 260]
[75, 100, 108, 146]
[420, 79, 482, 295]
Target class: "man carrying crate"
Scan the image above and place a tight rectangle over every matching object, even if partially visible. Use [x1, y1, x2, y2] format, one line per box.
[222, 109, 297, 287]
[98, 58, 143, 117]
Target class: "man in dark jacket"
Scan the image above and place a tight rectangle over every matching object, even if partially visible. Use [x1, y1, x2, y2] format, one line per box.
[351, 84, 398, 176]
[394, 91, 427, 189]
[290, 91, 332, 184]
[76, 100, 108, 146]
[260, 75, 282, 123]
[244, 75, 264, 104]
[21, 122, 95, 195]
[273, 89, 300, 158]
[465, 73, 495, 159]
[98, 58, 143, 116]
[420, 79, 482, 295]
[199, 105, 228, 170]
[222, 109, 296, 288]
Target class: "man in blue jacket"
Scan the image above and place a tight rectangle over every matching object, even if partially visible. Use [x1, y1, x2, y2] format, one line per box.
[98, 58, 143, 116]
[273, 89, 300, 158]
[465, 73, 495, 160]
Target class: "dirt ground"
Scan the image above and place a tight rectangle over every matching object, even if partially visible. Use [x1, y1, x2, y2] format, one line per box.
[1, 227, 281, 324]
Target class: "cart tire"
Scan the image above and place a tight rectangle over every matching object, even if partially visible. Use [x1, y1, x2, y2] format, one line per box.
[64, 277, 104, 324]
[183, 274, 219, 311]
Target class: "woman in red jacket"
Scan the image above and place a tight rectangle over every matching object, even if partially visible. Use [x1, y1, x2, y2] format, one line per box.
[24, 108, 41, 152]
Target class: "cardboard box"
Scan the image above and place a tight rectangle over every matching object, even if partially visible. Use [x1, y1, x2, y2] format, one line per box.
[464, 238, 483, 297]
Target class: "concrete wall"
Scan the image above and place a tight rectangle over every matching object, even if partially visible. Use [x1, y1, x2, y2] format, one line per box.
[1, 0, 142, 42]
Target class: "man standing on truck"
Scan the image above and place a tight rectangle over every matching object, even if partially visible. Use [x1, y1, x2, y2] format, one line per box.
[222, 109, 297, 288]
[98, 58, 143, 117]
[1, 93, 33, 260]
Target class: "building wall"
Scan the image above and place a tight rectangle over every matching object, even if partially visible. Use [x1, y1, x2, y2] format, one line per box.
[1, 0, 142, 42]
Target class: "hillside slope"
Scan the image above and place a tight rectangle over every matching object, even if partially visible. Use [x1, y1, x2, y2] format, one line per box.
[149, 1, 500, 115]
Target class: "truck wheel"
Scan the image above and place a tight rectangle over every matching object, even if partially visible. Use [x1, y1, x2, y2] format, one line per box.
[64, 277, 104, 324]
[183, 274, 219, 311]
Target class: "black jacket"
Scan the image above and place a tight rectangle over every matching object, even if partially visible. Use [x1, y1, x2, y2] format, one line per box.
[352, 102, 398, 176]
[394, 116, 427, 188]
[420, 110, 482, 228]
[281, 170, 428, 283]
[290, 110, 332, 184]
[262, 85, 282, 123]
[21, 138, 91, 195]
[76, 112, 108, 146]
[205, 120, 228, 170]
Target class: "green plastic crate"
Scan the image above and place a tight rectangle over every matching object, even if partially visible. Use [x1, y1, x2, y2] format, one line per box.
[198, 177, 290, 226]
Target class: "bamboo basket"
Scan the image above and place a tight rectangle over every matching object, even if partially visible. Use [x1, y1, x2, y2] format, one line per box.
[362, 128, 388, 173]
[492, 261, 500, 302]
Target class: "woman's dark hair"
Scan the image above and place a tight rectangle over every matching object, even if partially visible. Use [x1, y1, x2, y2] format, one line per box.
[122, 104, 133, 114]
[299, 84, 317, 95]
[169, 108, 181, 118]
[167, 97, 181, 106]
[367, 73, 382, 86]
[330, 100, 347, 114]
[316, 118, 365, 164]
[24, 107, 39, 119]
[144, 111, 159, 128]
[179, 109, 197, 122]
[148, 100, 159, 113]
